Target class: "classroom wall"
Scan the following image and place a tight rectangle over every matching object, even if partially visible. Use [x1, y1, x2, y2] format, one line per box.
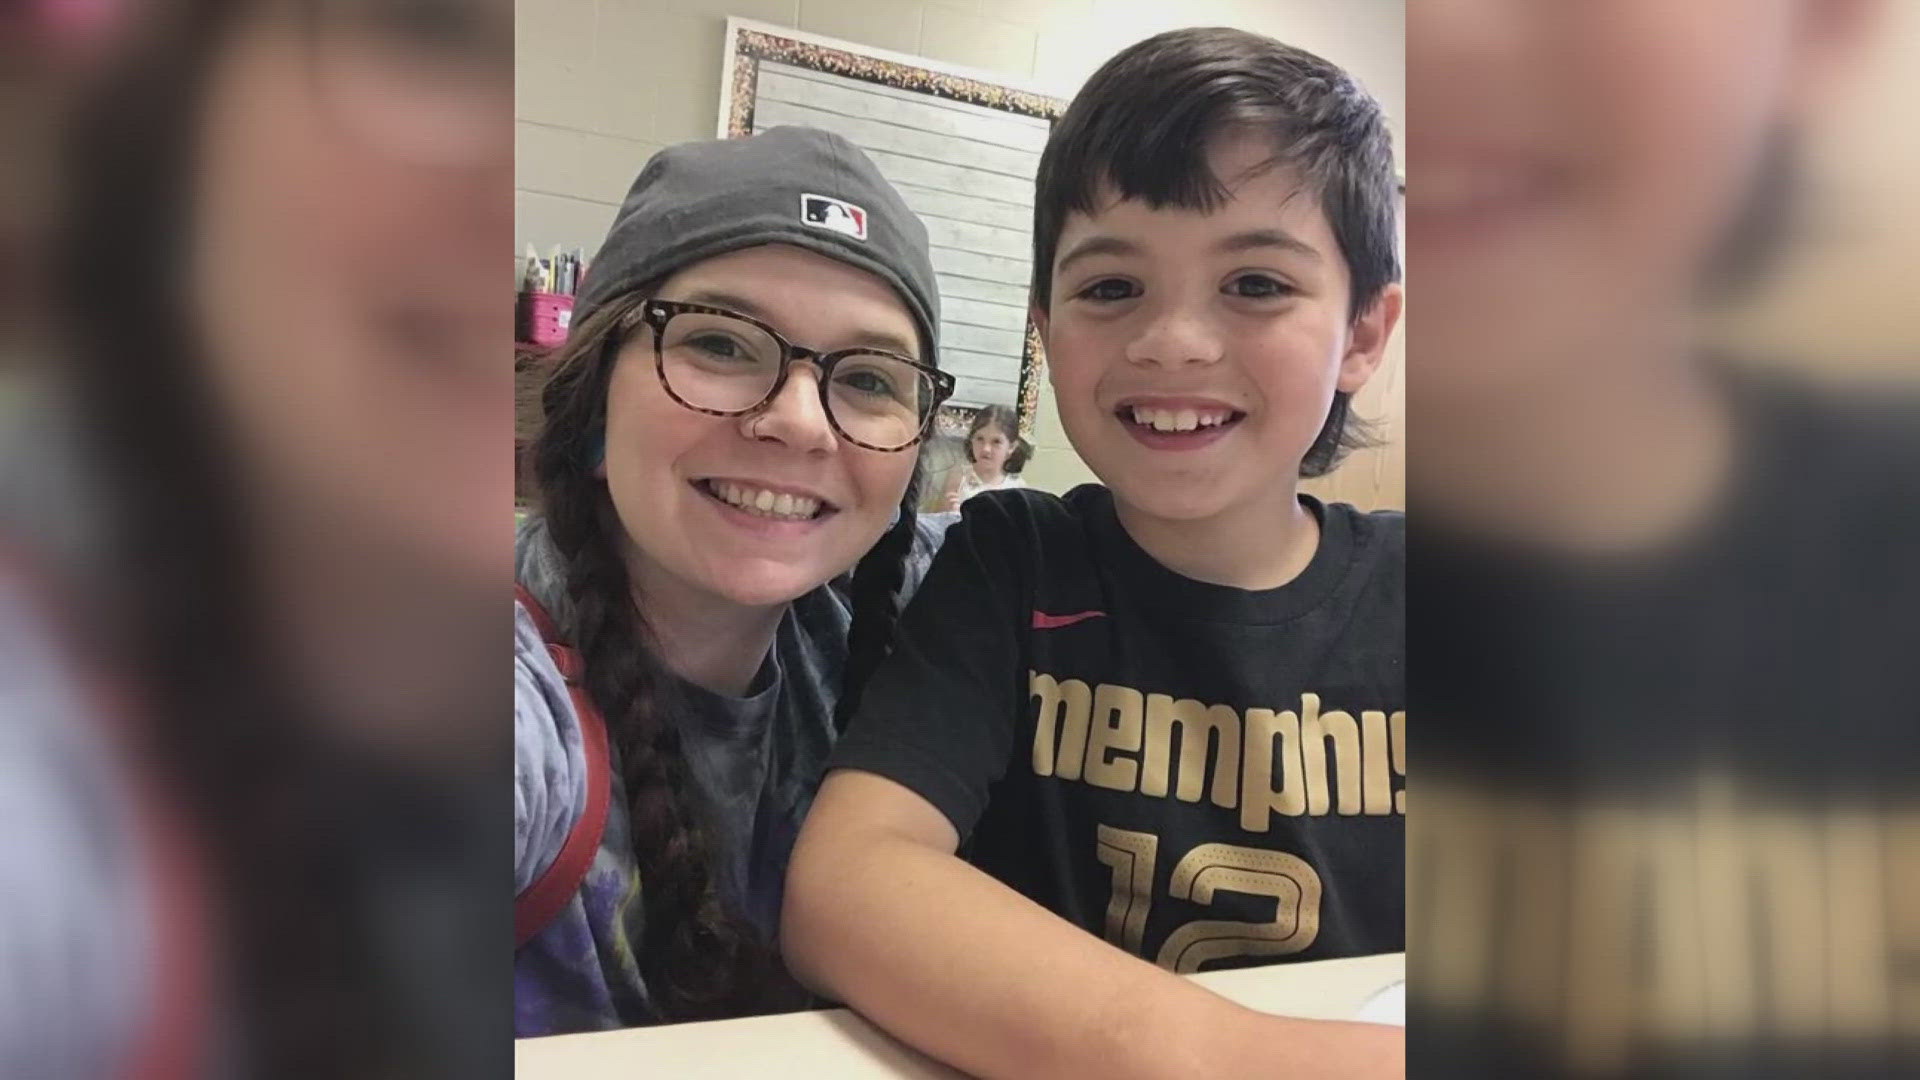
[1705, 0, 1920, 381]
[516, 0, 1407, 509]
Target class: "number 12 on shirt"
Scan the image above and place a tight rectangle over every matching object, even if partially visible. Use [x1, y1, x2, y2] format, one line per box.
[1095, 825, 1323, 973]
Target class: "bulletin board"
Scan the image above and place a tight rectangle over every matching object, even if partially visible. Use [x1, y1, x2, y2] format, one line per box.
[719, 18, 1068, 439]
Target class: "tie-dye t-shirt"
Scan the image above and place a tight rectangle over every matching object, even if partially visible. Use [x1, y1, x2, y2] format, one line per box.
[512, 513, 951, 1035]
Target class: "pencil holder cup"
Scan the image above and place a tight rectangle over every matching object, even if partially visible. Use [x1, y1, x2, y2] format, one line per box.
[517, 291, 575, 347]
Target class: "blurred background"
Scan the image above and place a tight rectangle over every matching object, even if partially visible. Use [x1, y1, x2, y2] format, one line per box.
[10, 0, 1920, 1075]
[4, 0, 512, 1076]
[1706, 0, 1920, 373]
[1408, 1, 1920, 1076]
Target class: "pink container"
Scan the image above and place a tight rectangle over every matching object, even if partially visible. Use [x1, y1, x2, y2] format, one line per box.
[517, 291, 575, 347]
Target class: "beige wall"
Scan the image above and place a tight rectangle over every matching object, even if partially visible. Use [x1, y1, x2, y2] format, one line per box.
[517, 0, 1406, 509]
[1706, 3, 1920, 381]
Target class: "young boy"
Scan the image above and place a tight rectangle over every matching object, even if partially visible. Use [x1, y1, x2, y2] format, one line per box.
[783, 27, 1404, 1079]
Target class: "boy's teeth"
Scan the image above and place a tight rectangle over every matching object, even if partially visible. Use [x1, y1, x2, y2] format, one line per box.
[1129, 406, 1232, 433]
[710, 481, 821, 520]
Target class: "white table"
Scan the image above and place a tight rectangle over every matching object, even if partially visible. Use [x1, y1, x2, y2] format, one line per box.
[515, 952, 1404, 1078]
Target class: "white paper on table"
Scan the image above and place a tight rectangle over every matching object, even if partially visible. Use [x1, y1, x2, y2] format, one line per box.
[1351, 979, 1405, 1026]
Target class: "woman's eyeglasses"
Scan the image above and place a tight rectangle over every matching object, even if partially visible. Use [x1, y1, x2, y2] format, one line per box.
[624, 299, 953, 453]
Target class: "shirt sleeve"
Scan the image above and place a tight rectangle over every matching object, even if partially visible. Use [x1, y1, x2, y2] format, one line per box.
[514, 601, 587, 895]
[828, 495, 1027, 839]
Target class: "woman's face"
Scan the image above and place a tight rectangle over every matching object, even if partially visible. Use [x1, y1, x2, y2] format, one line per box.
[188, 0, 511, 581]
[600, 244, 924, 610]
[970, 426, 1012, 475]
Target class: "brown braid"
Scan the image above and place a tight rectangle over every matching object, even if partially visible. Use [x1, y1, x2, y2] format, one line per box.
[835, 469, 924, 733]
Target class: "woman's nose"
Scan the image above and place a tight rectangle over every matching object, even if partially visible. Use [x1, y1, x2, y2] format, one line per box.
[738, 366, 836, 452]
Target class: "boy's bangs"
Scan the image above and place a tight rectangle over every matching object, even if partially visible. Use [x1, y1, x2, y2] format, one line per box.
[1062, 115, 1309, 221]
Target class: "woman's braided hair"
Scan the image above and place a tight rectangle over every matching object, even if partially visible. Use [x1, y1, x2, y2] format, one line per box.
[531, 291, 925, 1019]
[835, 468, 921, 733]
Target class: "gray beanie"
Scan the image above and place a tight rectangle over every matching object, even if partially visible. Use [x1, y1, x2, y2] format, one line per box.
[575, 126, 940, 362]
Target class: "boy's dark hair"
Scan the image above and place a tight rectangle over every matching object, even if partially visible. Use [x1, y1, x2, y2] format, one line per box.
[1031, 27, 1400, 476]
[964, 404, 1032, 473]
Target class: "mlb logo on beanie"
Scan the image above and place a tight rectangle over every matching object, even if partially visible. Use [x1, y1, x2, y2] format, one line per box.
[575, 128, 938, 351]
[801, 193, 868, 241]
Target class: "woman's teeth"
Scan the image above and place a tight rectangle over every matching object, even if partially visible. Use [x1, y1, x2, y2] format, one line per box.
[1128, 406, 1236, 433]
[709, 480, 823, 521]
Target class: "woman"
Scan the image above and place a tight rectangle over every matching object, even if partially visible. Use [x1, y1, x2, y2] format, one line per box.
[513, 126, 955, 1032]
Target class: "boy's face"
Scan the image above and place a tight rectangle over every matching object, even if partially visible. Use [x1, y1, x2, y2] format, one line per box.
[1036, 134, 1400, 526]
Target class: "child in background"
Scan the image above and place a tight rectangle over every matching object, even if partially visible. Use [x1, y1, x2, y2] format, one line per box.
[942, 404, 1030, 510]
[783, 27, 1405, 1080]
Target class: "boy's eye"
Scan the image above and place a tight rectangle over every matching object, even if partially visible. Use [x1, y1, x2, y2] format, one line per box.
[1227, 273, 1293, 299]
[1075, 278, 1139, 303]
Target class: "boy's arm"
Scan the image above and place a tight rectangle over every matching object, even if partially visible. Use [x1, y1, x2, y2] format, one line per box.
[782, 768, 1404, 1080]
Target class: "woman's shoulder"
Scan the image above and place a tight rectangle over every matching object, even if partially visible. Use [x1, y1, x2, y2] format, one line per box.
[514, 514, 575, 626]
[514, 599, 589, 895]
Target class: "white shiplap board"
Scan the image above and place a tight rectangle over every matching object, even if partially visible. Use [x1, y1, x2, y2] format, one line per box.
[747, 59, 1050, 410]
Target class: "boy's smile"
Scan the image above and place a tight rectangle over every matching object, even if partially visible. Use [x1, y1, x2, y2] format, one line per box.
[1115, 395, 1247, 450]
[1037, 133, 1399, 528]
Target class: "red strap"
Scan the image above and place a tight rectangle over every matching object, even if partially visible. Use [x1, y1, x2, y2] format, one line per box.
[515, 584, 613, 949]
[515, 581, 560, 642]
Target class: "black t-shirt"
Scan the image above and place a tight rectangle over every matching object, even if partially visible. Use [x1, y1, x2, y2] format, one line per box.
[1420, 368, 1920, 793]
[831, 484, 1405, 972]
